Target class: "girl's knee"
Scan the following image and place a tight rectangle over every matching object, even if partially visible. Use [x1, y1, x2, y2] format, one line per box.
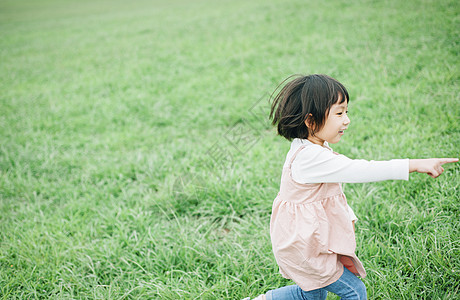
[355, 280, 367, 300]
[328, 269, 367, 299]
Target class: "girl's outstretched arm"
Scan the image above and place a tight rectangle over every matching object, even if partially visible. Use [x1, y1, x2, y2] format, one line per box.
[291, 143, 458, 183]
[409, 158, 459, 178]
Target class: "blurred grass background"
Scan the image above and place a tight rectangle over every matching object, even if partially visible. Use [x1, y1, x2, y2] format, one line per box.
[0, 0, 459, 299]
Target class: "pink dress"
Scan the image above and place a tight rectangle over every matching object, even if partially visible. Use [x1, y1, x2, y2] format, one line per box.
[270, 145, 366, 291]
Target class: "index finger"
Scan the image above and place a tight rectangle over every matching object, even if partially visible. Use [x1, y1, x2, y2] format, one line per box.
[439, 158, 459, 165]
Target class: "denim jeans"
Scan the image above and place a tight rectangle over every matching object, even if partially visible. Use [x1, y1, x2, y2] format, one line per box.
[265, 267, 367, 300]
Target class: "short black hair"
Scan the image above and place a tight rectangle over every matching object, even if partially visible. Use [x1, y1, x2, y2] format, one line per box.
[269, 74, 349, 141]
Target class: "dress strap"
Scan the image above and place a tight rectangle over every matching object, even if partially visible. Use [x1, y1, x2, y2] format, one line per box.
[288, 145, 307, 169]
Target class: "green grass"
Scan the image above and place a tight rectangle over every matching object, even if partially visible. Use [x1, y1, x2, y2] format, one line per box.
[1, 0, 459, 299]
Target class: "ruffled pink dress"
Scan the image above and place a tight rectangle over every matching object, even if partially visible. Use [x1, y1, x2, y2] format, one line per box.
[270, 145, 366, 291]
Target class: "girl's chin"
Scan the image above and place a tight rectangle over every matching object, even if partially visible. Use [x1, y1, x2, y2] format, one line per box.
[327, 137, 341, 144]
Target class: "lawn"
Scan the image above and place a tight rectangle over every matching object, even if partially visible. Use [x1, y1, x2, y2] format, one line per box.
[0, 0, 459, 299]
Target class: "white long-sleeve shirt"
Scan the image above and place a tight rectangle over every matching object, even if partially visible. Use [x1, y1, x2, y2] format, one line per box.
[286, 138, 410, 221]
[288, 139, 409, 184]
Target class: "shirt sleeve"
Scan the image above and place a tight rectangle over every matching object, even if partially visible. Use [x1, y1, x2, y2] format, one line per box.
[292, 144, 409, 183]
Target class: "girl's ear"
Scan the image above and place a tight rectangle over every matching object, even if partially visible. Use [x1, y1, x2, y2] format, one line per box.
[305, 114, 314, 129]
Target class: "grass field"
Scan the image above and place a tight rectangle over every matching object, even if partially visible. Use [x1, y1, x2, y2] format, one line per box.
[1, 0, 459, 299]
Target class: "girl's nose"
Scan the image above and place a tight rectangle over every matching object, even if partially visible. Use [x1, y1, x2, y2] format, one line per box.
[344, 115, 350, 125]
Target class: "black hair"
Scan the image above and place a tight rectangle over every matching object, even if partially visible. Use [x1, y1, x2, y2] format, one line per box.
[269, 74, 349, 141]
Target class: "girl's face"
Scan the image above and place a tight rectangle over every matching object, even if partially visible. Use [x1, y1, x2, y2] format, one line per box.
[307, 99, 350, 146]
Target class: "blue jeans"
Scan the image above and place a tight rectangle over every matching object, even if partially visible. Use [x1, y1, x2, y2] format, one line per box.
[265, 267, 367, 300]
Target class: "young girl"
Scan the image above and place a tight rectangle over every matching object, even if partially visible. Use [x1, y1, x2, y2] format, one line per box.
[252, 74, 458, 300]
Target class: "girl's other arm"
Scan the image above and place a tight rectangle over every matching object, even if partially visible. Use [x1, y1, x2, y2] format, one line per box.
[409, 158, 459, 178]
